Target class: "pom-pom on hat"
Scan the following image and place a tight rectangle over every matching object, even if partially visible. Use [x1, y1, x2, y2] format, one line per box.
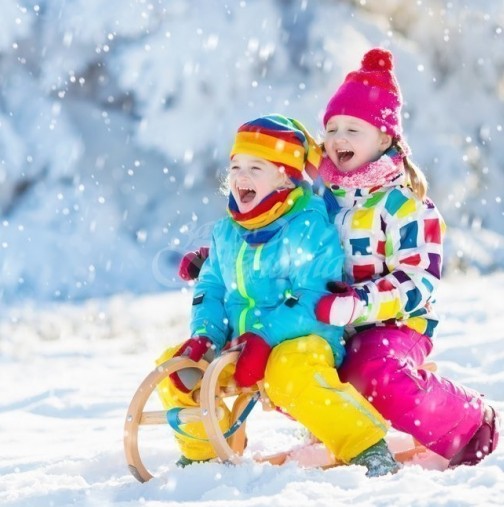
[230, 114, 321, 181]
[323, 48, 403, 139]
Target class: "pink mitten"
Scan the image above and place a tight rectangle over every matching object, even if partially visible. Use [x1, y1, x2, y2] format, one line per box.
[315, 282, 364, 326]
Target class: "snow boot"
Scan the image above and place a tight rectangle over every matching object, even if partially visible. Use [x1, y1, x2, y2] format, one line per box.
[350, 439, 400, 477]
[449, 405, 500, 467]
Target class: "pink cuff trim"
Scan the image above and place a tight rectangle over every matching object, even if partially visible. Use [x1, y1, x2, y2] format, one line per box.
[315, 294, 336, 324]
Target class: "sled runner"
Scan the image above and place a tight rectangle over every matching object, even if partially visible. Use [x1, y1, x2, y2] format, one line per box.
[123, 351, 437, 483]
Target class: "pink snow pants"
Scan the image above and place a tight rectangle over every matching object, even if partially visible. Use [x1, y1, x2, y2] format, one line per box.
[338, 325, 484, 459]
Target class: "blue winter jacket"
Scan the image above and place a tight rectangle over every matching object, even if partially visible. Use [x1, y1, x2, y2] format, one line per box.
[190, 188, 346, 366]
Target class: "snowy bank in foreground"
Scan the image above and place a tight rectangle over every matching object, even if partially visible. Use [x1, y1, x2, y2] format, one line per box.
[1, 274, 503, 507]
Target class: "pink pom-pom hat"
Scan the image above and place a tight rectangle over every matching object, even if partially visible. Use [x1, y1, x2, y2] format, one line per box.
[323, 48, 403, 139]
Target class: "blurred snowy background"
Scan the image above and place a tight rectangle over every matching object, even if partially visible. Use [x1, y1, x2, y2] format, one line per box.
[2, 3, 504, 504]
[1, 0, 504, 304]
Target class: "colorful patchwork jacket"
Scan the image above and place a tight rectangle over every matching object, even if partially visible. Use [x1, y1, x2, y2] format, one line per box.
[191, 188, 347, 366]
[327, 175, 446, 339]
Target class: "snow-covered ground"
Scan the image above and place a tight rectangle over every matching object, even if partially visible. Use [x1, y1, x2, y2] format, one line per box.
[1, 274, 503, 507]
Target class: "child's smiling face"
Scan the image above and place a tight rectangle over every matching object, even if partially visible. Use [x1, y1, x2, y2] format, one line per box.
[229, 154, 292, 213]
[324, 115, 392, 172]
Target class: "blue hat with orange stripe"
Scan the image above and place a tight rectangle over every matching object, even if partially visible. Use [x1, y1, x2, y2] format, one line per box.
[230, 114, 321, 181]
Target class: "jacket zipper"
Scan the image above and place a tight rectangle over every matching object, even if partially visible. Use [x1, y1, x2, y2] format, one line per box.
[236, 241, 256, 335]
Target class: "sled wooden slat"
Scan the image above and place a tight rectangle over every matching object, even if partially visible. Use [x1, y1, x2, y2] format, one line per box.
[123, 356, 207, 483]
[139, 407, 208, 426]
[253, 451, 289, 466]
[139, 411, 168, 425]
[394, 440, 428, 463]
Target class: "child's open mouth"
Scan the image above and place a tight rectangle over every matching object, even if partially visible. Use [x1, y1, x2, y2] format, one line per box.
[238, 186, 256, 204]
[337, 150, 354, 164]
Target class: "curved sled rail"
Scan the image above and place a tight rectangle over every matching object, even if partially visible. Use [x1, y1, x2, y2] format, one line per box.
[200, 351, 245, 464]
[123, 356, 207, 483]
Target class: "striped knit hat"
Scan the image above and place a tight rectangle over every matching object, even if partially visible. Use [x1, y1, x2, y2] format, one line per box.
[230, 114, 321, 181]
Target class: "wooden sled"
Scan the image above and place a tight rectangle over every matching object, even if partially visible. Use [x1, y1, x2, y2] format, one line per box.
[124, 352, 437, 482]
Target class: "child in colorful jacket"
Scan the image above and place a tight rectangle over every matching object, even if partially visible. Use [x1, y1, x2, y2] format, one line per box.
[315, 47, 500, 467]
[159, 114, 398, 476]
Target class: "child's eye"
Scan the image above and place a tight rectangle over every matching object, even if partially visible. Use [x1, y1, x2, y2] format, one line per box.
[348, 129, 358, 133]
[251, 166, 262, 171]
[230, 165, 240, 171]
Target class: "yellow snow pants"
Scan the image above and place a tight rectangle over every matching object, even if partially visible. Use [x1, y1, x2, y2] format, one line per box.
[264, 335, 388, 463]
[157, 334, 388, 463]
[155, 345, 232, 461]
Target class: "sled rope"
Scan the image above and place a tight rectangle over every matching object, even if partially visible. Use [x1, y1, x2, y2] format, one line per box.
[166, 391, 260, 441]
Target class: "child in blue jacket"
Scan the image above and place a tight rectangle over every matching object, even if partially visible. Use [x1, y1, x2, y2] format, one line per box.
[158, 114, 397, 476]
